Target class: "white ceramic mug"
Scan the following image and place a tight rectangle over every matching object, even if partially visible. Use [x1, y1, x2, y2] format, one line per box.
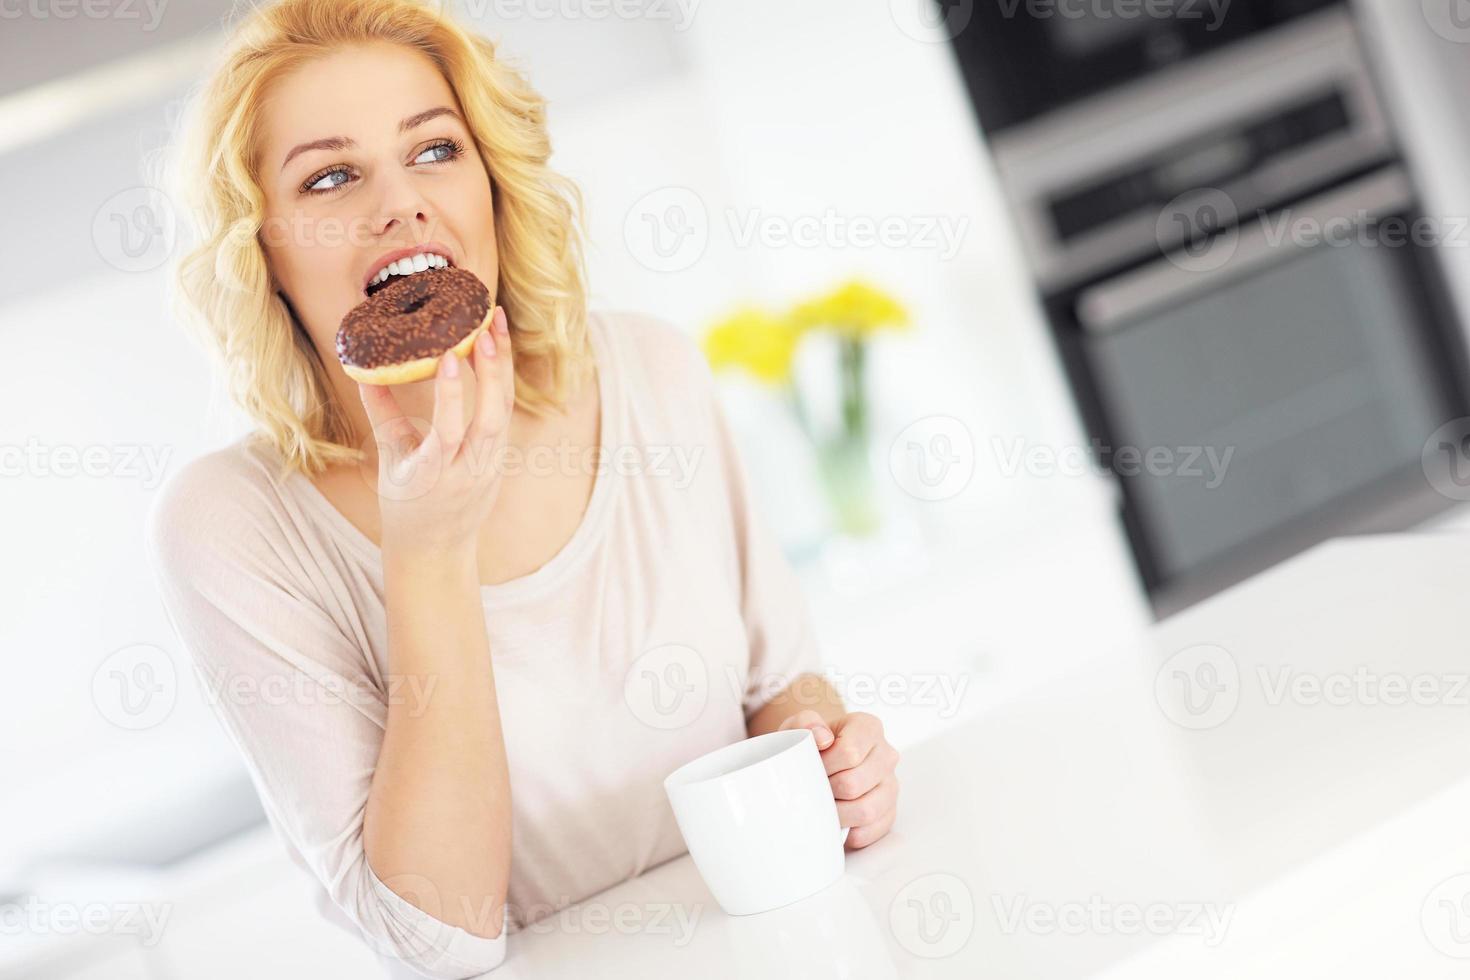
[664, 728, 848, 916]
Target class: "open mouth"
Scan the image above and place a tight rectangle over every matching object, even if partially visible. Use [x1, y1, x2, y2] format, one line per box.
[364, 251, 454, 298]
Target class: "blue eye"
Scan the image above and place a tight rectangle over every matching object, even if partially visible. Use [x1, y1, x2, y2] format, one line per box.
[414, 139, 464, 165]
[304, 168, 352, 194]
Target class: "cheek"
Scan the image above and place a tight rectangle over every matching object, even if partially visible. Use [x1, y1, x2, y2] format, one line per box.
[260, 219, 358, 351]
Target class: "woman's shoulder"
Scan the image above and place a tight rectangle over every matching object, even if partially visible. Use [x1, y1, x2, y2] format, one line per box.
[145, 435, 293, 571]
[593, 308, 718, 414]
[595, 308, 712, 378]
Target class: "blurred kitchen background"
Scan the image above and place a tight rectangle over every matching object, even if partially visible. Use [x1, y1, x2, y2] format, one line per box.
[9, 0, 1470, 976]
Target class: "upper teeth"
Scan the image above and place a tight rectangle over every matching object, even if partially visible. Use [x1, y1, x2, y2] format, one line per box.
[370, 252, 449, 287]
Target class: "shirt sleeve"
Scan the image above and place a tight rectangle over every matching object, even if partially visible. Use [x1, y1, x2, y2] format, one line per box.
[144, 458, 508, 979]
[690, 340, 828, 721]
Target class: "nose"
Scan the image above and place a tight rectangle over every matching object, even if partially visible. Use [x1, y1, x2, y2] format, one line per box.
[369, 165, 436, 241]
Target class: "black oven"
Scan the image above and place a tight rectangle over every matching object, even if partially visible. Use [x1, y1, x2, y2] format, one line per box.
[950, 6, 1470, 609]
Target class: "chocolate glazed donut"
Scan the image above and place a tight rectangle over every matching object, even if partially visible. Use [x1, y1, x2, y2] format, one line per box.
[336, 266, 494, 385]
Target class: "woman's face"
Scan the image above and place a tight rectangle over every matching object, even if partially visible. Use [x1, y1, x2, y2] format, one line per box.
[257, 41, 499, 381]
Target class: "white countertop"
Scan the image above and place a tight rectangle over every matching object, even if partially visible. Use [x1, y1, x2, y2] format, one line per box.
[493, 531, 1470, 978]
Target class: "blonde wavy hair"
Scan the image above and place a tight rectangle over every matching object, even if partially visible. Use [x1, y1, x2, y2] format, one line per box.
[164, 0, 591, 478]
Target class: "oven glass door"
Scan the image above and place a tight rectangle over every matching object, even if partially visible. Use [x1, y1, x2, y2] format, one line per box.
[1081, 210, 1461, 589]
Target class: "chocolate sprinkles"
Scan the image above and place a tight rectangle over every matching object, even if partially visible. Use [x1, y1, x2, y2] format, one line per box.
[336, 266, 491, 370]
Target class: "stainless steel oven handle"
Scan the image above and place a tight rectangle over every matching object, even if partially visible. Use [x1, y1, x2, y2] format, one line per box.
[1076, 167, 1415, 334]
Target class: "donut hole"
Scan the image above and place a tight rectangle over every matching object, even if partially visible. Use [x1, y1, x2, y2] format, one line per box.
[400, 295, 431, 315]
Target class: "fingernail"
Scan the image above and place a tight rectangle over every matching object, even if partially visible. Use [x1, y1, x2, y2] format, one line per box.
[477, 331, 496, 358]
[494, 306, 508, 334]
[815, 726, 833, 744]
[441, 350, 459, 379]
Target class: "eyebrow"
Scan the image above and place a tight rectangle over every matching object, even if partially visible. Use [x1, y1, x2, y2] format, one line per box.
[279, 106, 462, 172]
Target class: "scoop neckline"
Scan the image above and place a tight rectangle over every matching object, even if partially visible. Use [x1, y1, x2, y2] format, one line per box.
[283, 310, 620, 605]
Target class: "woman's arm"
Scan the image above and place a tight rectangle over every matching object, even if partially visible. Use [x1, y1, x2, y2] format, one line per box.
[358, 309, 520, 941]
[363, 546, 511, 940]
[745, 672, 845, 737]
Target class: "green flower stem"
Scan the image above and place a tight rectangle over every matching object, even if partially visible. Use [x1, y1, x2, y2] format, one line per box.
[839, 333, 868, 443]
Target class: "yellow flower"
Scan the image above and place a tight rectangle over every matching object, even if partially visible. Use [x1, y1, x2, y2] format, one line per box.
[788, 280, 909, 339]
[702, 307, 800, 384]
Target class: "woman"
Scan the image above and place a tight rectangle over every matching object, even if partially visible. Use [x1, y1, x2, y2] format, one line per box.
[147, 0, 899, 976]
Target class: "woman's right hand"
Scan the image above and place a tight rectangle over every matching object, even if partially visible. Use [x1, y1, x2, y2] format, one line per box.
[356, 305, 515, 560]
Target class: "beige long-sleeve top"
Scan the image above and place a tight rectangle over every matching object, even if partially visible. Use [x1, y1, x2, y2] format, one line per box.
[145, 309, 825, 979]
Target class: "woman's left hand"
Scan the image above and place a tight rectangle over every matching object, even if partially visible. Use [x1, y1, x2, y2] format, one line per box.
[778, 710, 899, 849]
